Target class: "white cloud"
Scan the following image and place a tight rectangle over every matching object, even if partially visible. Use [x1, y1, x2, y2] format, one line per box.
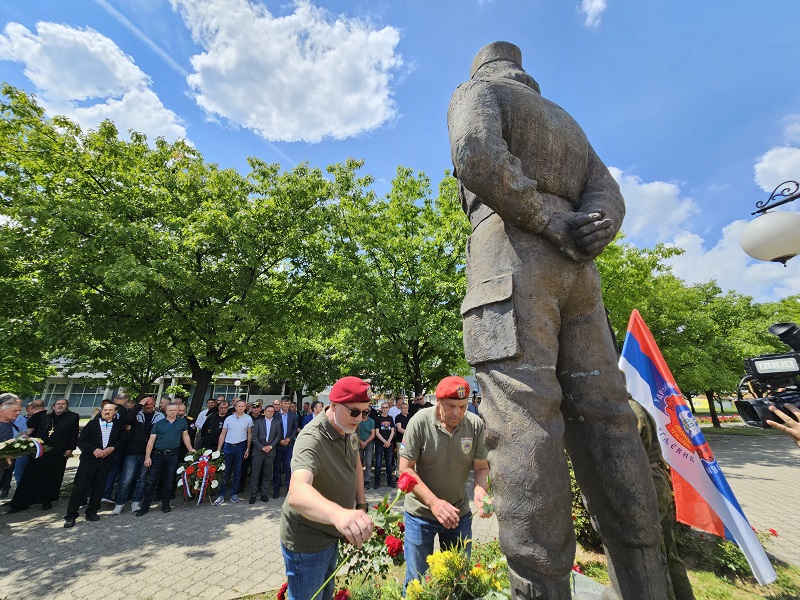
[579, 0, 607, 28]
[170, 0, 402, 143]
[754, 146, 800, 193]
[666, 223, 800, 301]
[0, 21, 186, 141]
[610, 167, 701, 242]
[608, 167, 799, 302]
[781, 114, 800, 145]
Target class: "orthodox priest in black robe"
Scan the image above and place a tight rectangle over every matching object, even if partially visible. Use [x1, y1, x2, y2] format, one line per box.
[7, 398, 79, 512]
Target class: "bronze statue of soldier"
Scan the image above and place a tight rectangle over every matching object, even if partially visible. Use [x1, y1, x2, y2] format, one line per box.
[448, 41, 670, 600]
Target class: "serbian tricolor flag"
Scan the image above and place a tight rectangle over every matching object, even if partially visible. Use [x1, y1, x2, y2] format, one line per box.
[619, 310, 776, 585]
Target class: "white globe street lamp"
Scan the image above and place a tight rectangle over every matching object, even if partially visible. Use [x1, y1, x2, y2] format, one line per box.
[740, 180, 800, 265]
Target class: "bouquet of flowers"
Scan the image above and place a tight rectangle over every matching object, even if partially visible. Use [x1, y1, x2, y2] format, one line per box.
[405, 543, 508, 600]
[0, 435, 48, 460]
[176, 448, 225, 504]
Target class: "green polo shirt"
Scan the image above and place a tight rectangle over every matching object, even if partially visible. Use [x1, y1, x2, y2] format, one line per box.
[280, 408, 360, 553]
[400, 407, 487, 520]
[150, 417, 188, 450]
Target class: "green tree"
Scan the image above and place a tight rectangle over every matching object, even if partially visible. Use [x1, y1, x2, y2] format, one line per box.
[333, 167, 470, 396]
[0, 86, 338, 416]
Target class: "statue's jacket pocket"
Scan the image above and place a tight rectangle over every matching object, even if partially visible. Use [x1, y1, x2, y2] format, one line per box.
[460, 272, 522, 365]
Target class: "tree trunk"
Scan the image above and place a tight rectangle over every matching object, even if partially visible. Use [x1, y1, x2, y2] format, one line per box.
[684, 392, 696, 414]
[705, 389, 721, 428]
[716, 397, 725, 414]
[187, 356, 214, 419]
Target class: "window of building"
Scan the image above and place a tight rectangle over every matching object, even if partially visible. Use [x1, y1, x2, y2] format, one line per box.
[68, 384, 107, 408]
[42, 382, 69, 408]
[211, 384, 248, 402]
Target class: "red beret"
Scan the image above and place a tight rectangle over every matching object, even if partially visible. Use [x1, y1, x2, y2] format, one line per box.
[435, 376, 470, 400]
[330, 376, 370, 404]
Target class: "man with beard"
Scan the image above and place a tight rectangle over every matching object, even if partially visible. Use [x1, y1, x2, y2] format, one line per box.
[194, 397, 219, 447]
[64, 403, 123, 527]
[7, 398, 79, 513]
[281, 377, 374, 600]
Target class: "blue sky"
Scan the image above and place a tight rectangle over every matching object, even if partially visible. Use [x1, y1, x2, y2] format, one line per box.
[1, 0, 799, 302]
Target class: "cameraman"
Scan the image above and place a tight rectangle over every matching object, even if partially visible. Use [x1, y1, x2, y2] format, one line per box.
[767, 404, 800, 447]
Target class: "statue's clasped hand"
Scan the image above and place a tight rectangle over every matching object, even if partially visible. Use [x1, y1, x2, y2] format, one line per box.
[545, 210, 614, 262]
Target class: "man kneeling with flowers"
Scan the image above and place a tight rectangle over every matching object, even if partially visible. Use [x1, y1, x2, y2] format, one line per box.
[280, 376, 374, 600]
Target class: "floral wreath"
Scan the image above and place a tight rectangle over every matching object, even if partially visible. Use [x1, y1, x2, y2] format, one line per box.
[177, 448, 225, 504]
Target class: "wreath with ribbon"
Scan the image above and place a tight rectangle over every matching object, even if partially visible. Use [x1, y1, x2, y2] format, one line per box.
[176, 448, 225, 504]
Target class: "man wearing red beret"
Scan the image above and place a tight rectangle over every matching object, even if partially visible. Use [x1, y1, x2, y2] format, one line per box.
[398, 375, 492, 588]
[280, 376, 374, 600]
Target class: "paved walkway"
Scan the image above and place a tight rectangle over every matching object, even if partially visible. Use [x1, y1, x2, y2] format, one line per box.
[0, 428, 797, 600]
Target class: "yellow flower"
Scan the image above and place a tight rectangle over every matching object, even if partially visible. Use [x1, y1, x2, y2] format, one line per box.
[470, 566, 485, 578]
[406, 579, 424, 599]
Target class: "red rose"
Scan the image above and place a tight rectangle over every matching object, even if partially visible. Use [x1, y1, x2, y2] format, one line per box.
[209, 465, 217, 474]
[385, 535, 403, 558]
[572, 564, 584, 574]
[398, 521, 405, 533]
[334, 590, 350, 600]
[376, 527, 385, 537]
[397, 472, 418, 494]
[769, 528, 778, 537]
[186, 466, 195, 475]
[277, 582, 288, 600]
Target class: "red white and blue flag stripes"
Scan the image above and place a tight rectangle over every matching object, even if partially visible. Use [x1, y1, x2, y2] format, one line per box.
[619, 310, 776, 585]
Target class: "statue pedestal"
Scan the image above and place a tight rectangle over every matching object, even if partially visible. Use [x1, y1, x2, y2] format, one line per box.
[572, 571, 608, 599]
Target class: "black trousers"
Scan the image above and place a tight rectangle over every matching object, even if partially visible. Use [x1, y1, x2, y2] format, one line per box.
[141, 450, 179, 509]
[65, 457, 113, 520]
[9, 452, 69, 509]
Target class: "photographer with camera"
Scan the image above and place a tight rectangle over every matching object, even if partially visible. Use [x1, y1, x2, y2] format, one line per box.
[767, 404, 800, 447]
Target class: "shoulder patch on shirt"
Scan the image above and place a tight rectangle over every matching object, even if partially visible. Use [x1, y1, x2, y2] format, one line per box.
[461, 437, 473, 454]
[349, 434, 359, 452]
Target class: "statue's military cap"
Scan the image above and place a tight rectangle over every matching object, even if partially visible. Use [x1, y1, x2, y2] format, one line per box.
[470, 41, 522, 78]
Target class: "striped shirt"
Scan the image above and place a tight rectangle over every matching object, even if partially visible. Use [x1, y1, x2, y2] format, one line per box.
[100, 420, 113, 449]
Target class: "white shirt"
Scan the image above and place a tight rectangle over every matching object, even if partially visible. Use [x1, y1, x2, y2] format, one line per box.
[222, 414, 253, 444]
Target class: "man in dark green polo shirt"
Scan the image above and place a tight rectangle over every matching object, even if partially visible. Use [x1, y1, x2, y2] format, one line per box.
[280, 377, 374, 600]
[137, 403, 194, 516]
[399, 376, 491, 587]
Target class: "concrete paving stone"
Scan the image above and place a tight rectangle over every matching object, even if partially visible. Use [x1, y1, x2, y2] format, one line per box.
[1, 431, 797, 600]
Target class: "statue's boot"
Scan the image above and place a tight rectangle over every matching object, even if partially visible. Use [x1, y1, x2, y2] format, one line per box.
[508, 564, 571, 600]
[603, 542, 671, 600]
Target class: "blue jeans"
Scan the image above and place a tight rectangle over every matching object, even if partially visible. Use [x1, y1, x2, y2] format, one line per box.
[375, 443, 394, 484]
[404, 511, 472, 587]
[115, 454, 147, 506]
[13, 455, 29, 485]
[281, 541, 338, 600]
[219, 441, 246, 498]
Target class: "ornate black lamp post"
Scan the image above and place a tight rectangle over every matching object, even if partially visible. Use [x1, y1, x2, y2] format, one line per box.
[740, 180, 800, 265]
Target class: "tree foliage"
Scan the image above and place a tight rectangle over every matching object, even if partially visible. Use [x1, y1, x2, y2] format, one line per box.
[332, 167, 470, 396]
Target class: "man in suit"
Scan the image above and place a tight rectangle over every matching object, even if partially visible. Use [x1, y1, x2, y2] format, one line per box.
[250, 403, 281, 503]
[7, 398, 80, 513]
[273, 396, 299, 499]
[64, 403, 122, 527]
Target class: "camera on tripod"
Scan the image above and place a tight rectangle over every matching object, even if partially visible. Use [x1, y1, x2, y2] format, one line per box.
[734, 322, 800, 428]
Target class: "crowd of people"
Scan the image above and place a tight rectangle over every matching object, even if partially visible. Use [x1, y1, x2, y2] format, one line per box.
[0, 387, 483, 527]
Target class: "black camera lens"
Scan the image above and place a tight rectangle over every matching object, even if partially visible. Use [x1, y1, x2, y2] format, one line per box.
[768, 322, 800, 352]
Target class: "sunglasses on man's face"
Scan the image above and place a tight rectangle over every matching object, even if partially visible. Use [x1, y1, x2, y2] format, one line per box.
[344, 407, 372, 418]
